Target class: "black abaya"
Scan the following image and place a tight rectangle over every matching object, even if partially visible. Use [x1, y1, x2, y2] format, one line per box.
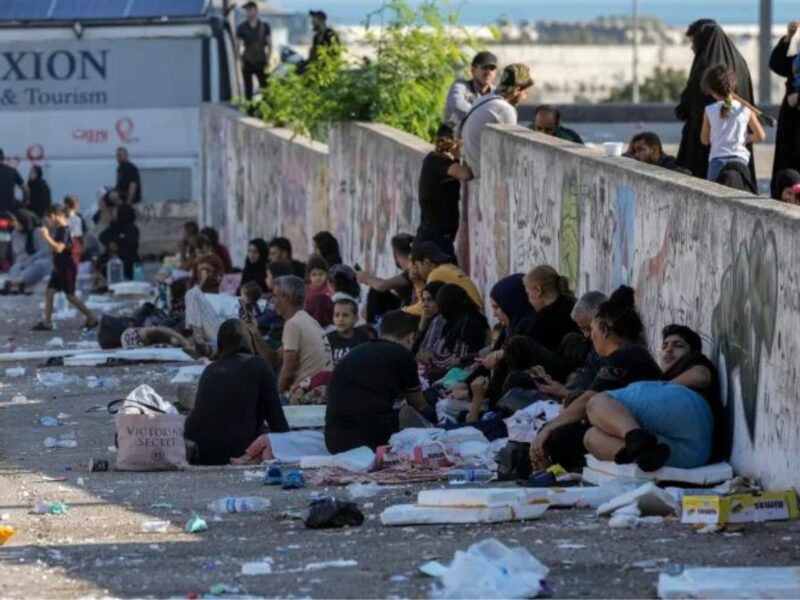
[769, 37, 800, 199]
[675, 21, 756, 181]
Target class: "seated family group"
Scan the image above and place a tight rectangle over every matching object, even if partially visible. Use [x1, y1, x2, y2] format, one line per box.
[160, 226, 727, 475]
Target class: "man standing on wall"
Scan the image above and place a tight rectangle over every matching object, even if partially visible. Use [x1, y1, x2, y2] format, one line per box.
[111, 147, 141, 205]
[459, 64, 534, 180]
[237, 1, 272, 101]
[307, 10, 339, 66]
[443, 51, 499, 129]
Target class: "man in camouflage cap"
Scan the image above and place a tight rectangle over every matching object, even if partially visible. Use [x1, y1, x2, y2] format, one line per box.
[459, 63, 534, 179]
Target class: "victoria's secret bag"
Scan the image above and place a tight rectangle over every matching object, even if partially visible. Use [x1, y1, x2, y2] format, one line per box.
[109, 385, 188, 471]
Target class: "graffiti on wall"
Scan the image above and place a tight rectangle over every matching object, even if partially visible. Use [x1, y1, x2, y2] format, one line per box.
[711, 219, 778, 443]
[558, 171, 579, 289]
[612, 184, 636, 288]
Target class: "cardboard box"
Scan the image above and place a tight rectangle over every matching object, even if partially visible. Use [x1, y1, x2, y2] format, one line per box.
[681, 491, 799, 525]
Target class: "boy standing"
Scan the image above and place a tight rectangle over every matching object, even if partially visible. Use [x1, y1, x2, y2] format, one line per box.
[327, 296, 371, 366]
[33, 205, 97, 331]
[64, 195, 84, 268]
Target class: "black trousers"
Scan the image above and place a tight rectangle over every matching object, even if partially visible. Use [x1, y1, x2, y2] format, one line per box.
[242, 61, 267, 100]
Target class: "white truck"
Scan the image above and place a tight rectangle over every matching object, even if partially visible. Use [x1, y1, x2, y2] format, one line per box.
[0, 0, 239, 210]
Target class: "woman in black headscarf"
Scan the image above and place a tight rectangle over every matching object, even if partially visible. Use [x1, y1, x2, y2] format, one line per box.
[769, 21, 800, 199]
[775, 169, 800, 203]
[26, 166, 51, 218]
[240, 238, 269, 292]
[185, 319, 289, 465]
[676, 20, 756, 181]
[313, 231, 342, 266]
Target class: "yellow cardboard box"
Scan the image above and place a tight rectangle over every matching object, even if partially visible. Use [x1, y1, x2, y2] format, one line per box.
[681, 491, 799, 525]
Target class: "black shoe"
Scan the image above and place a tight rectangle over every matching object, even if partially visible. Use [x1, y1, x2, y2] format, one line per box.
[32, 321, 53, 331]
[636, 443, 671, 472]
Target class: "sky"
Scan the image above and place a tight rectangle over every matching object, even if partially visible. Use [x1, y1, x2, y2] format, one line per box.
[277, 0, 797, 26]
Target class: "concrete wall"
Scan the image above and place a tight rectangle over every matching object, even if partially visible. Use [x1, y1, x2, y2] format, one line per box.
[200, 104, 329, 266]
[477, 125, 800, 491]
[200, 105, 799, 490]
[329, 123, 431, 276]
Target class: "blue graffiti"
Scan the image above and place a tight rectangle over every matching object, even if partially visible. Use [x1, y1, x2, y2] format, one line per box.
[612, 184, 636, 287]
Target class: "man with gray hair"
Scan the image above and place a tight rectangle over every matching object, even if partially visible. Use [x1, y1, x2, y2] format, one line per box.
[272, 275, 333, 394]
[570, 290, 607, 337]
[459, 63, 534, 179]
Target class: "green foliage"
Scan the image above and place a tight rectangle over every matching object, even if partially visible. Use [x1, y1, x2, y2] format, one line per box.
[605, 67, 688, 103]
[248, 0, 477, 142]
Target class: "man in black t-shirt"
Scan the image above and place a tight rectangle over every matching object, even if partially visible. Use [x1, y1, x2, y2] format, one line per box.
[325, 310, 428, 453]
[415, 125, 472, 262]
[307, 10, 340, 67]
[0, 149, 28, 214]
[237, 1, 272, 100]
[113, 147, 141, 204]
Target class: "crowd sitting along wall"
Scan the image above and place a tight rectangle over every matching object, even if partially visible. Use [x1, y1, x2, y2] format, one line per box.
[201, 104, 800, 491]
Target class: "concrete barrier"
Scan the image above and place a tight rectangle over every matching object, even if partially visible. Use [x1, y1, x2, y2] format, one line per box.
[477, 125, 800, 491]
[329, 122, 431, 276]
[201, 105, 799, 490]
[200, 104, 329, 266]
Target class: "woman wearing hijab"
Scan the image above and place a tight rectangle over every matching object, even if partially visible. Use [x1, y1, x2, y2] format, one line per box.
[26, 166, 51, 218]
[676, 19, 756, 180]
[185, 319, 289, 465]
[426, 283, 489, 379]
[312, 231, 342, 266]
[98, 204, 140, 280]
[240, 238, 269, 292]
[775, 169, 800, 203]
[769, 21, 800, 199]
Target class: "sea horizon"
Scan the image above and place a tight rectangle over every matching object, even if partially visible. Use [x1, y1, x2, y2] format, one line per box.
[277, 0, 798, 27]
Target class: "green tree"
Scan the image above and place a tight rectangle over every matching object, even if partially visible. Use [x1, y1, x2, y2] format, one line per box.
[248, 0, 478, 142]
[605, 67, 688, 103]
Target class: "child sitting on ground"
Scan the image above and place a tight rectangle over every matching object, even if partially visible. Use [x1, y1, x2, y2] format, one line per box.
[327, 295, 372, 366]
[239, 280, 263, 322]
[305, 256, 332, 305]
[33, 205, 98, 331]
[700, 64, 766, 182]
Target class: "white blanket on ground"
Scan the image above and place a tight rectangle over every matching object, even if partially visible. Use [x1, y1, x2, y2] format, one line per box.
[269, 430, 330, 462]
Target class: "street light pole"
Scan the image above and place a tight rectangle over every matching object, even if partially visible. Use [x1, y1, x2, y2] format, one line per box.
[632, 0, 640, 104]
[759, 0, 772, 104]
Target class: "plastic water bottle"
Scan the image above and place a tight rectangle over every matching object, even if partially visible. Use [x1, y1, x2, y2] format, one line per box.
[207, 496, 271, 514]
[107, 256, 124, 285]
[447, 466, 494, 485]
[133, 263, 145, 282]
[76, 274, 92, 298]
[54, 292, 67, 313]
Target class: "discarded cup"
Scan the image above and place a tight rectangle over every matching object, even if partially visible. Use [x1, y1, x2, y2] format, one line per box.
[141, 520, 170, 533]
[11, 394, 27, 404]
[347, 481, 382, 500]
[5, 367, 25, 378]
[0, 526, 16, 546]
[185, 514, 208, 534]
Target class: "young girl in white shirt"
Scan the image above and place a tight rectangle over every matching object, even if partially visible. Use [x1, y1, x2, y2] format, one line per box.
[700, 65, 767, 183]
